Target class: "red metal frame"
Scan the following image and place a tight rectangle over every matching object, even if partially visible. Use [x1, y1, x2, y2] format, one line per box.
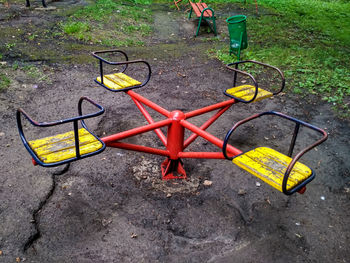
[101, 90, 242, 180]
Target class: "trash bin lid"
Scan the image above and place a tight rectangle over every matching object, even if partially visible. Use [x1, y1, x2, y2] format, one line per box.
[226, 15, 247, 24]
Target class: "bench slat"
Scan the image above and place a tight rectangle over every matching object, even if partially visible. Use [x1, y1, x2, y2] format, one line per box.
[190, 2, 212, 17]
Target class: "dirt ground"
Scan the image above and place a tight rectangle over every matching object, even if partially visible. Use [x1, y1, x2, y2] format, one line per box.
[0, 1, 349, 263]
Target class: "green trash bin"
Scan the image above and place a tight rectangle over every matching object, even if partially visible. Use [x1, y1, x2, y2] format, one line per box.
[226, 15, 247, 60]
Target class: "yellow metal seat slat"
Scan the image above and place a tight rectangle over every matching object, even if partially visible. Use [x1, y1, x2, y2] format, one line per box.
[28, 128, 103, 164]
[226, 85, 273, 102]
[96, 73, 141, 90]
[233, 147, 312, 192]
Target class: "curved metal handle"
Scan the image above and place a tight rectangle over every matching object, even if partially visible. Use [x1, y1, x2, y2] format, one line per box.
[222, 112, 261, 160]
[226, 60, 285, 103]
[222, 111, 328, 195]
[92, 50, 128, 66]
[265, 112, 328, 194]
[201, 7, 214, 17]
[16, 97, 105, 167]
[92, 50, 152, 90]
[17, 97, 104, 128]
[225, 64, 259, 103]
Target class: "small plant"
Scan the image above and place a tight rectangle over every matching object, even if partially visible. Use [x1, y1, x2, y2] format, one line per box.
[5, 43, 16, 51]
[23, 65, 51, 83]
[62, 21, 90, 35]
[61, 0, 153, 47]
[0, 73, 11, 92]
[27, 33, 38, 41]
[12, 62, 19, 70]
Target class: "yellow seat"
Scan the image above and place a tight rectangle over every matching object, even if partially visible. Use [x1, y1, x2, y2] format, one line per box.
[225, 85, 273, 102]
[96, 72, 141, 91]
[29, 128, 103, 164]
[233, 147, 312, 192]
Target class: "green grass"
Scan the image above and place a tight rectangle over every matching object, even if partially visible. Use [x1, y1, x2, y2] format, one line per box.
[0, 73, 10, 92]
[22, 65, 52, 83]
[61, 0, 153, 47]
[209, 0, 350, 116]
[63, 21, 90, 34]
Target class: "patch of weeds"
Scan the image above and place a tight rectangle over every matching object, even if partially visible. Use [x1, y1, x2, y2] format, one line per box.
[74, 0, 119, 21]
[0, 73, 11, 92]
[23, 65, 51, 83]
[27, 33, 39, 41]
[127, 0, 152, 4]
[0, 53, 2, 60]
[52, 32, 64, 38]
[207, 49, 236, 64]
[12, 62, 19, 70]
[210, 0, 350, 117]
[61, 0, 153, 47]
[201, 36, 220, 43]
[293, 87, 302, 94]
[5, 43, 16, 51]
[124, 24, 152, 36]
[61, 20, 91, 41]
[62, 21, 90, 34]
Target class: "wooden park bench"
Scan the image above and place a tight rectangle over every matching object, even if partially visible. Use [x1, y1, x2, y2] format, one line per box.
[188, 0, 217, 36]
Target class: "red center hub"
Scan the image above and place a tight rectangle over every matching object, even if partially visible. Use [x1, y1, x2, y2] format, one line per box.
[161, 110, 187, 180]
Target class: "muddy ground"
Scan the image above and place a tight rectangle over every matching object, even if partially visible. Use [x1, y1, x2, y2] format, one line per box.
[0, 1, 349, 263]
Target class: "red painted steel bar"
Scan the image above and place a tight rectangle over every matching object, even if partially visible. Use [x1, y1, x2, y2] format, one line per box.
[127, 90, 171, 117]
[178, 152, 225, 159]
[181, 119, 242, 156]
[166, 111, 185, 159]
[99, 90, 243, 179]
[185, 99, 235, 119]
[107, 142, 170, 157]
[130, 96, 167, 146]
[183, 105, 231, 149]
[102, 118, 172, 143]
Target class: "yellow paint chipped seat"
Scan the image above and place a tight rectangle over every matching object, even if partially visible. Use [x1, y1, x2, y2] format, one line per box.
[92, 50, 151, 92]
[225, 85, 273, 103]
[96, 73, 142, 91]
[224, 61, 285, 103]
[28, 128, 104, 164]
[222, 111, 328, 195]
[233, 147, 313, 192]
